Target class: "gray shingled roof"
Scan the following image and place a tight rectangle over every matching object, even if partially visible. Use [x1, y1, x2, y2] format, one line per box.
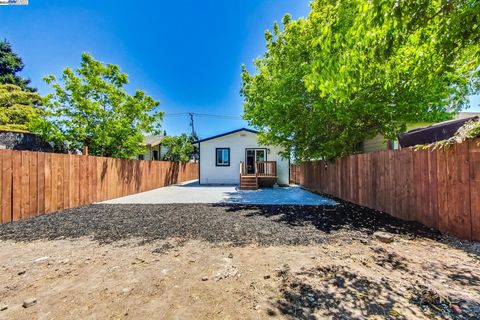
[143, 135, 166, 146]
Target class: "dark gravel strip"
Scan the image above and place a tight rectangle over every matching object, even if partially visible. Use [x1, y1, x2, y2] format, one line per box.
[0, 202, 440, 245]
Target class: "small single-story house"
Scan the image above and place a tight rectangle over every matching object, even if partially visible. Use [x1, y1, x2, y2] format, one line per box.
[137, 135, 168, 161]
[360, 112, 480, 153]
[194, 128, 289, 189]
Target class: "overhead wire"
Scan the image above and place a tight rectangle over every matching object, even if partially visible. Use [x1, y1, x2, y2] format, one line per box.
[164, 112, 243, 120]
[162, 112, 246, 137]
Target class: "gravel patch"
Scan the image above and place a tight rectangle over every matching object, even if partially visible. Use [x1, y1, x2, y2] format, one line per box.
[0, 202, 440, 245]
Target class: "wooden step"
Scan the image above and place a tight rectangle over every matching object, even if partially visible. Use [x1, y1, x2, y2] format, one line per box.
[241, 182, 257, 186]
[240, 175, 258, 190]
[240, 184, 257, 188]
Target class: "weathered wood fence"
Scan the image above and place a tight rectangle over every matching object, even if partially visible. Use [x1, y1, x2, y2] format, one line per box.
[0, 150, 198, 224]
[291, 139, 480, 241]
[290, 164, 301, 184]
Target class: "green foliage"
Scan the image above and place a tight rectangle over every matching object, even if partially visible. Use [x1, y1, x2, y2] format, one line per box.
[0, 84, 43, 132]
[32, 53, 163, 158]
[0, 40, 35, 92]
[241, 0, 480, 160]
[161, 134, 194, 162]
[454, 118, 480, 142]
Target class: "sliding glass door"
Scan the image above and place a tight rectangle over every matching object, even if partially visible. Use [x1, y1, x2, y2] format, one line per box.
[245, 149, 266, 175]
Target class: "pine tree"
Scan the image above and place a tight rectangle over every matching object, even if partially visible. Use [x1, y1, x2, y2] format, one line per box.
[0, 39, 35, 92]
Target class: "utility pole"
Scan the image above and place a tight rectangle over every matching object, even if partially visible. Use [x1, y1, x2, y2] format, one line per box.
[188, 112, 199, 162]
[188, 113, 197, 139]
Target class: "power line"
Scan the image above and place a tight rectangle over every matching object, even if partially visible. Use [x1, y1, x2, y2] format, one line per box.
[195, 113, 243, 119]
[163, 112, 246, 138]
[164, 112, 243, 120]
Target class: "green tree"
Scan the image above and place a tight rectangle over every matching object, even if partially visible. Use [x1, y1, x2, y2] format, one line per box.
[161, 134, 194, 162]
[241, 0, 480, 160]
[0, 84, 43, 131]
[0, 39, 35, 92]
[32, 53, 163, 158]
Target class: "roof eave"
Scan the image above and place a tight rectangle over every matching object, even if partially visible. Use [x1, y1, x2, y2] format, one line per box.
[192, 128, 258, 144]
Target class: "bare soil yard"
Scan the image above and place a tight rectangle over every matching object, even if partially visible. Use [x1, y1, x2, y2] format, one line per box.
[0, 203, 479, 319]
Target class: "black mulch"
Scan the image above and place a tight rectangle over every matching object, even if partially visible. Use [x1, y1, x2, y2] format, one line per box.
[0, 201, 441, 246]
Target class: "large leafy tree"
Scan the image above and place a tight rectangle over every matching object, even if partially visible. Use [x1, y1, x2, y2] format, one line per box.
[0, 39, 35, 92]
[241, 0, 480, 160]
[32, 53, 163, 158]
[0, 84, 43, 131]
[161, 134, 195, 162]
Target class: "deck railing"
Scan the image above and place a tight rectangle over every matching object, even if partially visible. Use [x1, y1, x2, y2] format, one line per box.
[240, 161, 276, 177]
[255, 161, 276, 177]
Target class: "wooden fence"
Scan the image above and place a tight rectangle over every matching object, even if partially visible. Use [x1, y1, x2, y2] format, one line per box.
[291, 139, 480, 241]
[290, 164, 301, 184]
[0, 150, 198, 224]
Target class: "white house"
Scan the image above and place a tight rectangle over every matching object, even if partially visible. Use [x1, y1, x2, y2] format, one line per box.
[137, 135, 169, 161]
[195, 128, 289, 189]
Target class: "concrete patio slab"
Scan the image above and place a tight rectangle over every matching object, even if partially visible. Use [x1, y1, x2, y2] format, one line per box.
[100, 180, 337, 206]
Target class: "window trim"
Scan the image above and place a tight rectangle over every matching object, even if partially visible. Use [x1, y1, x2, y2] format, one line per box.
[215, 147, 230, 167]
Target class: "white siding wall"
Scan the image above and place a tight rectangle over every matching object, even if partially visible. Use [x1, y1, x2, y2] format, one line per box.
[138, 144, 167, 161]
[199, 130, 289, 185]
[160, 145, 168, 159]
[362, 134, 389, 153]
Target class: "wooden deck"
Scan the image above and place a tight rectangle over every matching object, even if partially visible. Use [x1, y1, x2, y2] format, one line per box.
[240, 161, 277, 190]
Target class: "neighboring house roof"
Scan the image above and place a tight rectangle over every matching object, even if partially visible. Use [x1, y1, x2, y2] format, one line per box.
[398, 113, 480, 147]
[143, 135, 166, 147]
[0, 130, 54, 152]
[193, 128, 258, 144]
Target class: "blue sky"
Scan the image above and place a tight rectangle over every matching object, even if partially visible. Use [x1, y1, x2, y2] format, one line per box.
[1, 0, 478, 138]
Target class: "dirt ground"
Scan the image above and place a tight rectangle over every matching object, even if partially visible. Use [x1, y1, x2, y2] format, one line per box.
[0, 203, 479, 319]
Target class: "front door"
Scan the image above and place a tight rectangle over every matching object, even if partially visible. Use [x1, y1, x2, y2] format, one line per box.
[245, 149, 266, 175]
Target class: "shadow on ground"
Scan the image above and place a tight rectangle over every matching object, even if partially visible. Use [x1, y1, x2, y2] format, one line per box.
[220, 186, 337, 205]
[270, 264, 480, 320]
[219, 202, 440, 239]
[0, 201, 439, 245]
[271, 264, 412, 319]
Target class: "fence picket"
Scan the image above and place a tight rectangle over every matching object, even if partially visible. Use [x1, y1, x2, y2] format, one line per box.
[1, 151, 12, 223]
[29, 152, 38, 218]
[469, 140, 480, 241]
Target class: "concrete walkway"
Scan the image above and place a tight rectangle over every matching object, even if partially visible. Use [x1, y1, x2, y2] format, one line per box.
[100, 180, 337, 206]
